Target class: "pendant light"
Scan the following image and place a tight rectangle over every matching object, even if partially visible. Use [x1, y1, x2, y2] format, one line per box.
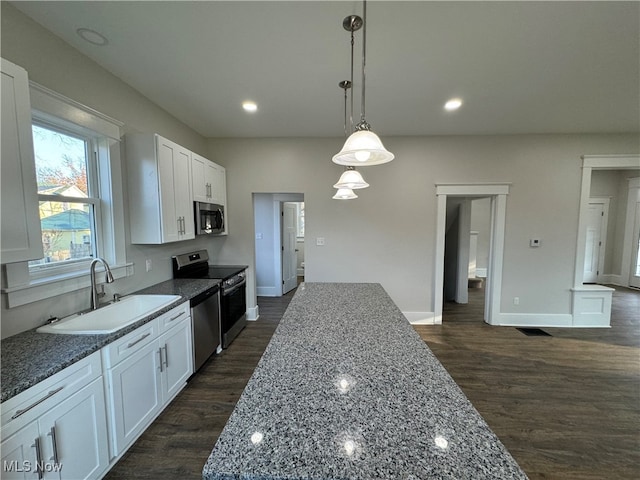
[333, 0, 394, 167]
[333, 188, 358, 200]
[332, 30, 367, 200]
[334, 167, 369, 190]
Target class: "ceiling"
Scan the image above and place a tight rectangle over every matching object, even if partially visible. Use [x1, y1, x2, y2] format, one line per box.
[11, 1, 640, 139]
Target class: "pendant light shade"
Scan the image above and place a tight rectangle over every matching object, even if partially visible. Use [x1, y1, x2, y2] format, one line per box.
[332, 130, 394, 166]
[333, 188, 358, 200]
[333, 168, 369, 189]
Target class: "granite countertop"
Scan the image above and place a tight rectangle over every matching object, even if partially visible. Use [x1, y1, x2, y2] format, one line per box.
[1, 278, 218, 403]
[203, 282, 527, 480]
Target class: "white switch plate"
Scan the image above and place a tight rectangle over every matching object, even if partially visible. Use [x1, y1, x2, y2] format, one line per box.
[145, 259, 152, 272]
[530, 238, 541, 247]
[316, 237, 325, 246]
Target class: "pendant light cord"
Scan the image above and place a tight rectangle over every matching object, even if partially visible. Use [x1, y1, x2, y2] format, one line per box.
[350, 24, 355, 134]
[357, 0, 371, 131]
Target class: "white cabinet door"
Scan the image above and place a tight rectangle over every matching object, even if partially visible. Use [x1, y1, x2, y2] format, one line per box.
[1, 58, 43, 263]
[159, 316, 193, 402]
[210, 163, 227, 207]
[38, 379, 109, 480]
[156, 137, 180, 243]
[192, 153, 225, 207]
[191, 153, 211, 203]
[127, 134, 194, 244]
[105, 341, 162, 457]
[173, 146, 194, 240]
[1, 422, 41, 480]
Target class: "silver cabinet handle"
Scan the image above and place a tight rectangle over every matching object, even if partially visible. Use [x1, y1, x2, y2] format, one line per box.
[32, 437, 44, 480]
[162, 344, 168, 369]
[11, 386, 64, 419]
[169, 312, 184, 322]
[127, 332, 151, 349]
[48, 426, 60, 464]
[158, 348, 163, 372]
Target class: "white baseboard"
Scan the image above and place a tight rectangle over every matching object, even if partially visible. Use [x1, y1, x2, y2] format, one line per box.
[247, 305, 259, 321]
[404, 311, 438, 325]
[256, 286, 279, 297]
[496, 313, 573, 327]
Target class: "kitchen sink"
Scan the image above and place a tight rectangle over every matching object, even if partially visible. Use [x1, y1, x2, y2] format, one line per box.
[36, 295, 182, 335]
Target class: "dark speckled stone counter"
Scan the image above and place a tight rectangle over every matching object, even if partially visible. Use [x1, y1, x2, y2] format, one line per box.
[1, 278, 218, 403]
[203, 283, 527, 480]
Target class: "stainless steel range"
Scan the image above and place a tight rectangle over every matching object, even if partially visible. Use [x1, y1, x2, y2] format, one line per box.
[172, 250, 247, 351]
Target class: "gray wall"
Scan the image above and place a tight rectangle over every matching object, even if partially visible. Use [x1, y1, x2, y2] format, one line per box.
[208, 134, 639, 318]
[0, 3, 224, 337]
[1, 3, 639, 337]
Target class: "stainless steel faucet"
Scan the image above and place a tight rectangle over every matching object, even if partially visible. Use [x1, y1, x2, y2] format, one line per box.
[90, 258, 114, 310]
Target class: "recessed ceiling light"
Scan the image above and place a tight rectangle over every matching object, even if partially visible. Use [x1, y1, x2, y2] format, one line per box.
[242, 101, 258, 113]
[444, 98, 463, 111]
[76, 28, 109, 46]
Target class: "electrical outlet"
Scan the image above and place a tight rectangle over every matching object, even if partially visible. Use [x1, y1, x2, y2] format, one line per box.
[145, 259, 152, 272]
[316, 237, 325, 246]
[513, 297, 520, 305]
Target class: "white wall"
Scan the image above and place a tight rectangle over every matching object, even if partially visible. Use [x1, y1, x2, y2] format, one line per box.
[209, 134, 639, 320]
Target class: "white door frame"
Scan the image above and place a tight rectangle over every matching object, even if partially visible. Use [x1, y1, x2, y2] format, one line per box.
[435, 184, 510, 325]
[574, 155, 640, 287]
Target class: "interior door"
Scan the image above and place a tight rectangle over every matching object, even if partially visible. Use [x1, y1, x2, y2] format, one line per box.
[583, 201, 605, 283]
[630, 201, 640, 288]
[282, 203, 298, 294]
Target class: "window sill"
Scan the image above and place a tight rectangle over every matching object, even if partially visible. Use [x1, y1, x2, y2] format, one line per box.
[2, 262, 134, 308]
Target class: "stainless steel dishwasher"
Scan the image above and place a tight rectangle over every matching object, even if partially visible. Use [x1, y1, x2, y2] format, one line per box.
[189, 284, 221, 372]
[173, 252, 223, 372]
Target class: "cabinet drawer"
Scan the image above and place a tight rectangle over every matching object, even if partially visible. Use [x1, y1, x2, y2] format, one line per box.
[157, 302, 189, 333]
[1, 351, 102, 438]
[101, 320, 158, 369]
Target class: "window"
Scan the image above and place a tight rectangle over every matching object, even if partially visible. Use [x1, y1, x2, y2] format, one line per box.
[2, 82, 128, 308]
[29, 123, 101, 271]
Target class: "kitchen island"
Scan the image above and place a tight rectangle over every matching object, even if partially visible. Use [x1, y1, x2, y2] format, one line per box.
[203, 283, 527, 479]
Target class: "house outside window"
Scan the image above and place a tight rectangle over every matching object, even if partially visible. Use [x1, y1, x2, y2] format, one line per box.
[29, 123, 100, 269]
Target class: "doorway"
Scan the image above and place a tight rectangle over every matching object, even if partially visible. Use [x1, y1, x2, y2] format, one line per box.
[443, 197, 491, 322]
[434, 184, 510, 325]
[253, 193, 304, 297]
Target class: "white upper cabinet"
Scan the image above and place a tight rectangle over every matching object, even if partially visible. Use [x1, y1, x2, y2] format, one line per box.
[191, 152, 226, 206]
[1, 58, 43, 263]
[127, 134, 195, 244]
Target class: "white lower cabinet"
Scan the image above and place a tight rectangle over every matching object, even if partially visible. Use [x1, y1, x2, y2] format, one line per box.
[1, 302, 193, 479]
[1, 352, 109, 480]
[104, 338, 163, 457]
[102, 302, 192, 459]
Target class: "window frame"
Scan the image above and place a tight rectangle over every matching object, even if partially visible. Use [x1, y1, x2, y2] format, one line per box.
[2, 82, 130, 308]
[29, 119, 102, 276]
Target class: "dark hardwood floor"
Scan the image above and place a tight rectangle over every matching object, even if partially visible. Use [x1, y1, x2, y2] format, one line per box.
[419, 284, 640, 479]
[105, 284, 639, 480]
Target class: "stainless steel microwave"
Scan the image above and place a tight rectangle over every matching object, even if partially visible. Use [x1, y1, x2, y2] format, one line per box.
[195, 202, 224, 235]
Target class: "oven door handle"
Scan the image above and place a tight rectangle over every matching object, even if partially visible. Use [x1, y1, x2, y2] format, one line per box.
[223, 278, 246, 295]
